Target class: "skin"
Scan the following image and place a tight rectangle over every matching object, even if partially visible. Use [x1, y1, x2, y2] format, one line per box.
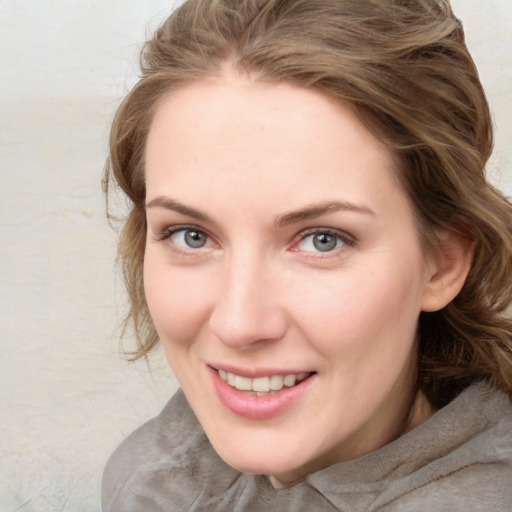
[143, 71, 465, 485]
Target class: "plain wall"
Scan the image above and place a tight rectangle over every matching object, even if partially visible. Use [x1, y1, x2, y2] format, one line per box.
[1, 1, 511, 511]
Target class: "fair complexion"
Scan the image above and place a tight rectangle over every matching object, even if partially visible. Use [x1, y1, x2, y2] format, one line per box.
[143, 72, 471, 485]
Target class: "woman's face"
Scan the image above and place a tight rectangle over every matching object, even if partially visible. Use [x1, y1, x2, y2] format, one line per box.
[144, 73, 436, 484]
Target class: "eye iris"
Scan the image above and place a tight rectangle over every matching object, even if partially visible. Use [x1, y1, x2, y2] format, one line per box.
[184, 230, 207, 248]
[313, 233, 337, 252]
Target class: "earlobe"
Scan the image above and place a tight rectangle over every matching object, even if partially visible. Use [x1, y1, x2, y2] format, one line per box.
[420, 231, 476, 312]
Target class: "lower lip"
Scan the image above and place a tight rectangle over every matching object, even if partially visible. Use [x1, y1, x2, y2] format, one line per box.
[209, 367, 316, 420]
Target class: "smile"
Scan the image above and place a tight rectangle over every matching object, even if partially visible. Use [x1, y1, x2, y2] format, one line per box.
[218, 369, 312, 395]
[210, 366, 317, 420]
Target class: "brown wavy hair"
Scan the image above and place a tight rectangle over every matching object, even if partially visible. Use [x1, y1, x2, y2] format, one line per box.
[104, 0, 512, 407]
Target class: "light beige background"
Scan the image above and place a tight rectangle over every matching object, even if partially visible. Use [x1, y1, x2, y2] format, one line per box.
[1, 1, 511, 511]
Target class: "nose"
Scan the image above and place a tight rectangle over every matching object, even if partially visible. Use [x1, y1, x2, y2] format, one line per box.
[208, 252, 288, 349]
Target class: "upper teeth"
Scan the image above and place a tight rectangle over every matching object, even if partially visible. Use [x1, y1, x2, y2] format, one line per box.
[218, 369, 309, 392]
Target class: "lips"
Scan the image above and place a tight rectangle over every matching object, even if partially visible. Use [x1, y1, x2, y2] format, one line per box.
[218, 369, 312, 395]
[209, 366, 317, 419]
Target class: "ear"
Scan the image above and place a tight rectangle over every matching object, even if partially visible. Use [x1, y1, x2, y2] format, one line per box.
[420, 230, 475, 312]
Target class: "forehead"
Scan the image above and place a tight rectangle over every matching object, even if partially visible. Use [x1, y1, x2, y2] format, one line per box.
[145, 75, 409, 222]
[147, 72, 390, 158]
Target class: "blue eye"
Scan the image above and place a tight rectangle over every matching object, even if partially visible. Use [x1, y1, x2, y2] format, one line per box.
[297, 231, 348, 253]
[169, 228, 210, 249]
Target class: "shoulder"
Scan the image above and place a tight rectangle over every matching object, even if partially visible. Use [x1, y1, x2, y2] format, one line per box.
[307, 382, 512, 511]
[101, 389, 239, 512]
[380, 382, 512, 511]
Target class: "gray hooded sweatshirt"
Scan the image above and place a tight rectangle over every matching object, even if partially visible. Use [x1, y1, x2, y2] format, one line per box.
[102, 382, 512, 511]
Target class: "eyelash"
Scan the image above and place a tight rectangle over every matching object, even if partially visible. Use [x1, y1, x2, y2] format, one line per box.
[154, 225, 355, 257]
[154, 224, 213, 251]
[293, 228, 355, 257]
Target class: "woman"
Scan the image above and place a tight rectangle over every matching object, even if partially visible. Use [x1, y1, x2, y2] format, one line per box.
[102, 0, 512, 510]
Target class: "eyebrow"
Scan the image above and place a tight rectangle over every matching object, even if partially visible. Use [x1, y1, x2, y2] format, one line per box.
[275, 201, 375, 226]
[145, 197, 211, 222]
[145, 196, 374, 225]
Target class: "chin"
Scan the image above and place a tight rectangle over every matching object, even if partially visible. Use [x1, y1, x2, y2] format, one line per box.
[209, 434, 310, 480]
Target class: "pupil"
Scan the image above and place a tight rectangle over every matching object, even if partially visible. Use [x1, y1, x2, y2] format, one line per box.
[185, 230, 206, 248]
[313, 233, 337, 252]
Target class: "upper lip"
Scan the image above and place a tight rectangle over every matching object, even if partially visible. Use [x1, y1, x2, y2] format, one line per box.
[209, 364, 315, 378]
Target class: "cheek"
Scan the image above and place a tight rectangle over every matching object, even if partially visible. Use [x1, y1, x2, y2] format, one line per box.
[143, 254, 214, 344]
[291, 260, 424, 358]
